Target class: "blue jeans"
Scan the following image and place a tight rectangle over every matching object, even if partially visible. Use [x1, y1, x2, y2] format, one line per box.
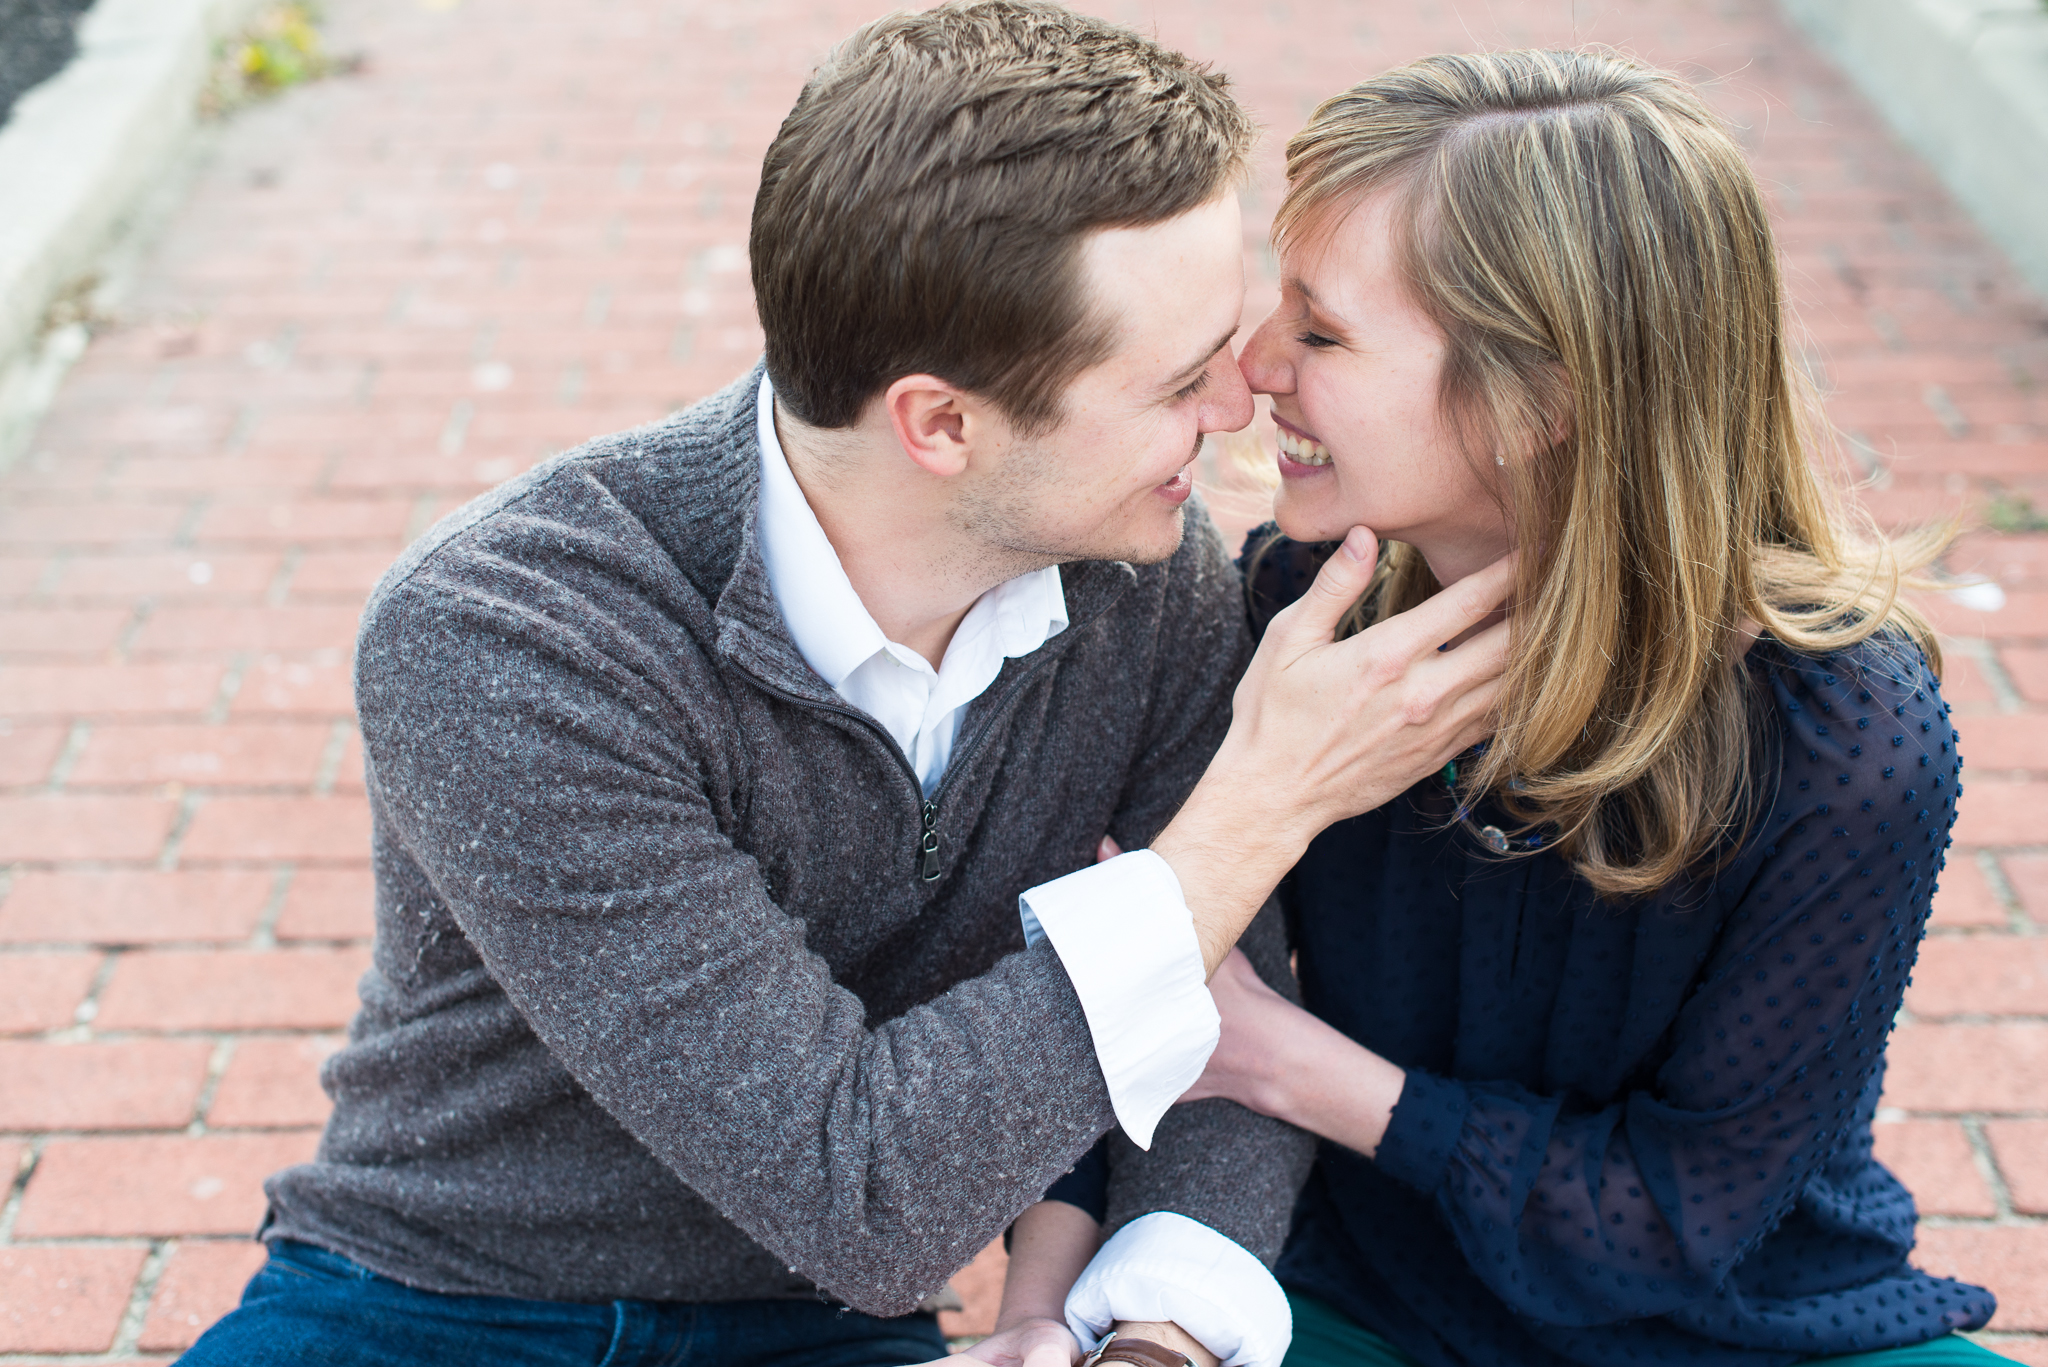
[177, 1240, 951, 1367]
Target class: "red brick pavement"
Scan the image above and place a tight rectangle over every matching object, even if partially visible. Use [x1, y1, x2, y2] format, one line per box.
[0, 0, 2043, 1359]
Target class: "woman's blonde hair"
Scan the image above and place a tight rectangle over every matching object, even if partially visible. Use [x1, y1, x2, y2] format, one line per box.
[1276, 49, 1945, 898]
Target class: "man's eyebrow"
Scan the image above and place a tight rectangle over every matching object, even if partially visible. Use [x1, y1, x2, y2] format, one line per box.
[1166, 325, 1241, 387]
[1284, 276, 1318, 303]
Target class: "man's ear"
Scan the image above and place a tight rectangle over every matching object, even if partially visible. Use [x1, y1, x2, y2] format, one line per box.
[882, 374, 984, 479]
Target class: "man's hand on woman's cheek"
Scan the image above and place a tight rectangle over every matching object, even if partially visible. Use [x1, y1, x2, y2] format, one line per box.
[1154, 530, 1514, 975]
[1219, 527, 1513, 834]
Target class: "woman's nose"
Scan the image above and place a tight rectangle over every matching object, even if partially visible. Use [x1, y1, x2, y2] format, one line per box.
[1237, 315, 1292, 396]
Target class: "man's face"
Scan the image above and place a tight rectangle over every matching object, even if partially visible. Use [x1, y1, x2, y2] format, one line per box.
[955, 194, 1254, 568]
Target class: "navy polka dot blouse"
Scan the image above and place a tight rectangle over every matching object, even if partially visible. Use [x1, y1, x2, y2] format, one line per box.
[1244, 532, 1995, 1367]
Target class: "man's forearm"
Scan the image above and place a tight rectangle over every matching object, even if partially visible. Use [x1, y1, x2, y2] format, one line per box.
[1150, 757, 1314, 978]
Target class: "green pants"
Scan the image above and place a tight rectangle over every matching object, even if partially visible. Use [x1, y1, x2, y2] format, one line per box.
[1282, 1291, 2018, 1367]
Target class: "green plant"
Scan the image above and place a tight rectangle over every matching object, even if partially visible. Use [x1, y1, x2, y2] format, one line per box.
[1982, 490, 2048, 533]
[201, 3, 343, 116]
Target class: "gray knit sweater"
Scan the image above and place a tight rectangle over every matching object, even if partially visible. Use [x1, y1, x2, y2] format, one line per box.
[263, 366, 1313, 1313]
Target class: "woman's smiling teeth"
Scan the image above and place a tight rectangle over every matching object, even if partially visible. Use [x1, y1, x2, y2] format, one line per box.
[1278, 428, 1332, 466]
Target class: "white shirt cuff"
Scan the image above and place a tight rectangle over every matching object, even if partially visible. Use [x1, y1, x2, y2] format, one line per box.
[1063, 1212, 1293, 1367]
[1018, 850, 1218, 1149]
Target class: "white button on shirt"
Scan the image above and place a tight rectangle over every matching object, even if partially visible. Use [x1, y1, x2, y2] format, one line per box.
[752, 373, 1288, 1367]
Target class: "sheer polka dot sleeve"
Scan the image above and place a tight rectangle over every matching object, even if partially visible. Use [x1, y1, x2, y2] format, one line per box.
[1369, 643, 1967, 1330]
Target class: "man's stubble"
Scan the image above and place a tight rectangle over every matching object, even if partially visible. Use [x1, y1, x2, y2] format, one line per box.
[949, 428, 1201, 581]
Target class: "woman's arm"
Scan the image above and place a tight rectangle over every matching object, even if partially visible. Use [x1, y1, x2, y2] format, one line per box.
[1183, 653, 1964, 1328]
[1181, 949, 1406, 1158]
[916, 1201, 1098, 1367]
[997, 1201, 1101, 1340]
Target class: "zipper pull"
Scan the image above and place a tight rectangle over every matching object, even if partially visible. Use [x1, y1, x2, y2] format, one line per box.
[919, 798, 941, 882]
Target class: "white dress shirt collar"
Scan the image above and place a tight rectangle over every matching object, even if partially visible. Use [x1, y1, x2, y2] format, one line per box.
[753, 373, 1068, 790]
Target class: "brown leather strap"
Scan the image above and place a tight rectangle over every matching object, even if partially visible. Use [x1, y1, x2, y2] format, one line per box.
[1094, 1337, 1195, 1367]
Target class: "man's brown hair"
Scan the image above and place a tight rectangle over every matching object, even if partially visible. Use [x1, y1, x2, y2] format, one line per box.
[750, 0, 1255, 433]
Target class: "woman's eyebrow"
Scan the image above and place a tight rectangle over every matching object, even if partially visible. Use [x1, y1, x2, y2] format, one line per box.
[1283, 277, 1350, 331]
[1286, 286, 1351, 340]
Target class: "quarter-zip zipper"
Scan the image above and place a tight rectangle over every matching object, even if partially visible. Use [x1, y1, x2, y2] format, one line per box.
[730, 563, 1128, 883]
[743, 646, 1070, 884]
[919, 799, 941, 881]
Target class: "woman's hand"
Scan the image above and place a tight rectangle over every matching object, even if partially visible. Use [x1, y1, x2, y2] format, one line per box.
[939, 1315, 1081, 1367]
[962, 1198, 1099, 1367]
[1184, 949, 1407, 1158]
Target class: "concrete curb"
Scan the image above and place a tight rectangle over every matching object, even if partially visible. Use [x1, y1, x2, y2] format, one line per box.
[0, 0, 264, 387]
[1778, 0, 2048, 300]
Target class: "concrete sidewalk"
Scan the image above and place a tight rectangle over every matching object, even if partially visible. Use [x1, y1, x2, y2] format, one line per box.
[0, 0, 2043, 1360]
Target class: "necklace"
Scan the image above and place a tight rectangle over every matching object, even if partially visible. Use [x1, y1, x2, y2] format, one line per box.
[1439, 752, 1546, 854]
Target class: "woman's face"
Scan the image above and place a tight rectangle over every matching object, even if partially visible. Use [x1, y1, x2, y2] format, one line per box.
[1238, 188, 1512, 580]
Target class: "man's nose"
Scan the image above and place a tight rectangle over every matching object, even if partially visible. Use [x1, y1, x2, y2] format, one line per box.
[1199, 352, 1255, 434]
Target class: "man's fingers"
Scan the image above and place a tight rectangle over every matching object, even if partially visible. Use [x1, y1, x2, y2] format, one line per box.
[1268, 526, 1377, 651]
[1433, 617, 1511, 690]
[1441, 676, 1504, 759]
[1096, 835, 1122, 863]
[1357, 549, 1516, 662]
